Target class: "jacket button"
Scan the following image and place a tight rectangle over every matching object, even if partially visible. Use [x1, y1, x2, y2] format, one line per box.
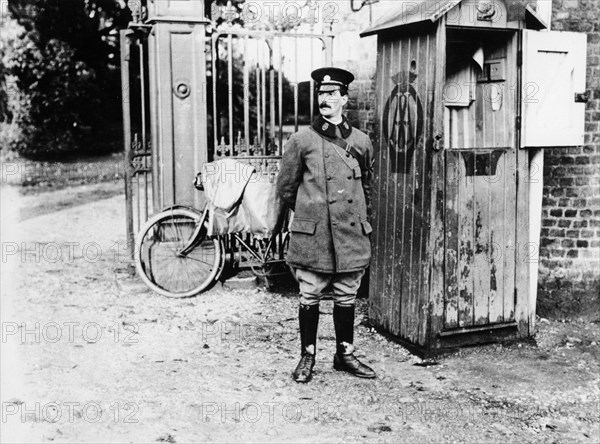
[327, 176, 332, 181]
[350, 222, 356, 227]
[348, 199, 353, 203]
[347, 175, 352, 180]
[325, 153, 330, 158]
[329, 199, 336, 204]
[346, 154, 350, 158]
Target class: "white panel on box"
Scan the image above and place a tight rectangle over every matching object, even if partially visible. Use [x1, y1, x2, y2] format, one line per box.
[521, 30, 587, 148]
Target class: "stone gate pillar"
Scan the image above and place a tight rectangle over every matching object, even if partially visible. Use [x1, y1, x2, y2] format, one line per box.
[146, 0, 210, 209]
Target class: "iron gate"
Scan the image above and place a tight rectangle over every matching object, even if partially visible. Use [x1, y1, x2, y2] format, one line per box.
[121, 19, 333, 264]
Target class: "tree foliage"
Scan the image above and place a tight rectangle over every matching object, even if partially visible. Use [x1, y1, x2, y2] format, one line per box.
[3, 34, 103, 156]
[0, 0, 312, 158]
[1, 0, 132, 158]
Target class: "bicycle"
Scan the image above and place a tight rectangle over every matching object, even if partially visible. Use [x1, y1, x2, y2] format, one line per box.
[134, 158, 288, 298]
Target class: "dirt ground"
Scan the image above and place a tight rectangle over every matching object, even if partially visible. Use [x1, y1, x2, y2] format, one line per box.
[1, 181, 599, 443]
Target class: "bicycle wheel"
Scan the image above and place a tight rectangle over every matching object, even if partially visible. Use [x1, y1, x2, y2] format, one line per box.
[135, 207, 224, 298]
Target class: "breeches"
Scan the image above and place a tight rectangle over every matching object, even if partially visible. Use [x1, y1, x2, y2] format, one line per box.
[291, 267, 365, 307]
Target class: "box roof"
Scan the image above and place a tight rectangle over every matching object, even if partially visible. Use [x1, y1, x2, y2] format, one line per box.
[360, 0, 547, 37]
[360, 0, 462, 37]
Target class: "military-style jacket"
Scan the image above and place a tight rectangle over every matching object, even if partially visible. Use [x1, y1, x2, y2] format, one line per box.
[277, 115, 374, 273]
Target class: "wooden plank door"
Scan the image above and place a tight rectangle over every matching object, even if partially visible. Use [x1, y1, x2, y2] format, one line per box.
[443, 30, 519, 330]
[444, 147, 518, 329]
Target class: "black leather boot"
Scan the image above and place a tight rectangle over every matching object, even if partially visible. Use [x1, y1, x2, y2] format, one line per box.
[292, 304, 319, 383]
[332, 304, 376, 379]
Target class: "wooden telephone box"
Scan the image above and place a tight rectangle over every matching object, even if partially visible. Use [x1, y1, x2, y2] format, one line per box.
[360, 0, 587, 353]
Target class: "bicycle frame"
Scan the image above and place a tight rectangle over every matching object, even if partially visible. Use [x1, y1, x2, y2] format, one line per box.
[230, 232, 288, 278]
[169, 202, 288, 277]
[177, 206, 210, 257]
[233, 232, 285, 263]
[154, 204, 209, 258]
[134, 191, 289, 298]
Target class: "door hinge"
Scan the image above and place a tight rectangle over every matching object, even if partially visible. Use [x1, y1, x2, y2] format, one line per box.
[516, 115, 521, 130]
[517, 50, 523, 67]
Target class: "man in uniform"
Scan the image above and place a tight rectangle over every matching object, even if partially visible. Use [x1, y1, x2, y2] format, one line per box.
[276, 67, 376, 383]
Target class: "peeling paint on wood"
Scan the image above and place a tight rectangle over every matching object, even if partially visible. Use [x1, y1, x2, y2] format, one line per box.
[368, 16, 534, 351]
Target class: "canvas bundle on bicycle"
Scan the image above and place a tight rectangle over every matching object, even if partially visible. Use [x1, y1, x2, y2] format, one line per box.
[134, 159, 288, 298]
[201, 159, 284, 239]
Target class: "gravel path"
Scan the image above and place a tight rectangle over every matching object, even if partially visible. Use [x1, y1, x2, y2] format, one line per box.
[1, 183, 598, 443]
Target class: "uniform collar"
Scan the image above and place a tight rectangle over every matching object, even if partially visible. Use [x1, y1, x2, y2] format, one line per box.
[312, 115, 353, 139]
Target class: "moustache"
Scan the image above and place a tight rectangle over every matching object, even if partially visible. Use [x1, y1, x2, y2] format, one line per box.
[319, 104, 331, 108]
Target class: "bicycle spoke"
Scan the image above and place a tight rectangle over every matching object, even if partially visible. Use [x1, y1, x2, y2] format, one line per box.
[174, 218, 186, 251]
[180, 255, 198, 285]
[171, 218, 182, 250]
[158, 220, 180, 255]
[185, 252, 216, 267]
[152, 255, 172, 284]
[154, 245, 215, 292]
[178, 267, 193, 288]
[136, 208, 223, 297]
[160, 257, 182, 290]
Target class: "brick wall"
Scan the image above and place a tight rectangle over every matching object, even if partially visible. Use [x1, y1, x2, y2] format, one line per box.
[537, 0, 600, 319]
